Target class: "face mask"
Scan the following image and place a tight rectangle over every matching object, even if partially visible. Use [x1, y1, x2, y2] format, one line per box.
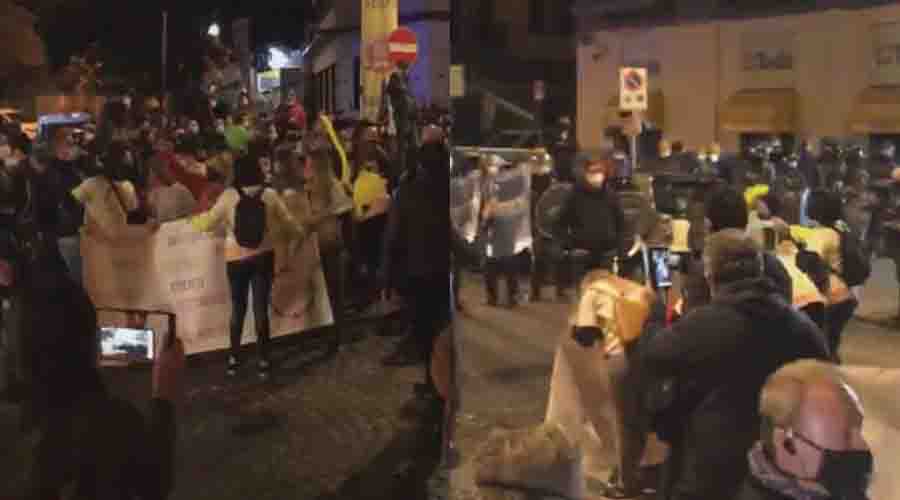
[698, 154, 708, 162]
[791, 431, 873, 500]
[4, 157, 17, 167]
[487, 166, 500, 176]
[0, 146, 10, 159]
[587, 172, 606, 187]
[216, 125, 225, 134]
[710, 154, 719, 162]
[122, 97, 131, 108]
[189, 124, 200, 134]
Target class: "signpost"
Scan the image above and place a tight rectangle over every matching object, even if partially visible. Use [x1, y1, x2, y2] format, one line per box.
[619, 67, 648, 171]
[363, 40, 392, 73]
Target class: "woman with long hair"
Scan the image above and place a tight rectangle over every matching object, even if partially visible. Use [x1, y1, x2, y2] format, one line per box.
[191, 143, 304, 379]
[303, 149, 353, 352]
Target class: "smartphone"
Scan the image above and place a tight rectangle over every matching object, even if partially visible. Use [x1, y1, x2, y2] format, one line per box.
[649, 247, 673, 289]
[763, 227, 776, 252]
[100, 327, 156, 361]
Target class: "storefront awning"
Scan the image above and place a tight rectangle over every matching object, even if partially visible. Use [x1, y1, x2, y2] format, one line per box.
[720, 89, 797, 133]
[606, 91, 665, 130]
[848, 87, 900, 134]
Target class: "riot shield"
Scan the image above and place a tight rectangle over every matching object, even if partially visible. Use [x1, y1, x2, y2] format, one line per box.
[486, 165, 532, 258]
[451, 170, 482, 244]
[535, 182, 574, 241]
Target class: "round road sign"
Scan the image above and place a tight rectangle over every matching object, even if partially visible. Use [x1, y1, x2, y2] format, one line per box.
[388, 27, 418, 65]
[624, 70, 644, 92]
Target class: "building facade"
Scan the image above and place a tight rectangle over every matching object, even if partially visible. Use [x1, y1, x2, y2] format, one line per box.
[576, 0, 900, 153]
[306, 0, 450, 118]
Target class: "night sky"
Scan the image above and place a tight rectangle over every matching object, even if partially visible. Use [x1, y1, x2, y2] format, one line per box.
[32, 0, 312, 91]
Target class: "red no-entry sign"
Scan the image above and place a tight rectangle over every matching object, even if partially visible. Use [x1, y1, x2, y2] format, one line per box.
[388, 27, 418, 65]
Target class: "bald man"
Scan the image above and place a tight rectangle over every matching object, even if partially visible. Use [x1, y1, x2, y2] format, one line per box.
[734, 360, 873, 500]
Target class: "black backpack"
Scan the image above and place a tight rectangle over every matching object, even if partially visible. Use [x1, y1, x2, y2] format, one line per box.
[234, 187, 267, 249]
[832, 222, 871, 287]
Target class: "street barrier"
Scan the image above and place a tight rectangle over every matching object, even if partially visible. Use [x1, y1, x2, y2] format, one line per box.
[81, 220, 333, 355]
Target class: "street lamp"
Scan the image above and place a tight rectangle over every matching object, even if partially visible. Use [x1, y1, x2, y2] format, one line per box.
[208, 22, 221, 38]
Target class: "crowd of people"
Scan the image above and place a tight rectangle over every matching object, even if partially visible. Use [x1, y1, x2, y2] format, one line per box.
[454, 124, 884, 499]
[0, 76, 454, 498]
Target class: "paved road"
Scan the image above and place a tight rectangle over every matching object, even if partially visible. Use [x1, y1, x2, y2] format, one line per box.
[0, 320, 445, 500]
[450, 259, 900, 500]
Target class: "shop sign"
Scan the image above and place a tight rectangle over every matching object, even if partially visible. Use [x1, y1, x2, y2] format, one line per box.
[741, 32, 794, 72]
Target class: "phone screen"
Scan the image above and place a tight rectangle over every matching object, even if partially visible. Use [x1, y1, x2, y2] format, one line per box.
[649, 247, 673, 289]
[100, 327, 155, 361]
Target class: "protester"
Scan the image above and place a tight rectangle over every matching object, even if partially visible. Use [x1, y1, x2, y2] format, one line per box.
[681, 186, 792, 314]
[733, 360, 872, 500]
[302, 149, 354, 353]
[190, 146, 305, 380]
[798, 190, 859, 362]
[379, 135, 451, 399]
[639, 229, 831, 500]
[553, 148, 627, 290]
[22, 274, 183, 500]
[351, 140, 391, 302]
[50, 127, 92, 284]
[147, 156, 196, 223]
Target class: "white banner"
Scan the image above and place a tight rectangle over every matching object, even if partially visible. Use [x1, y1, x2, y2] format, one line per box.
[82, 221, 333, 355]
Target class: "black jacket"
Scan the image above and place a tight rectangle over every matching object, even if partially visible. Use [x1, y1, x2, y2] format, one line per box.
[555, 181, 626, 260]
[381, 144, 450, 284]
[27, 391, 176, 500]
[639, 277, 830, 500]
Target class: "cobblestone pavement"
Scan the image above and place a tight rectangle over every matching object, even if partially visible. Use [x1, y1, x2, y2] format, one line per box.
[0, 319, 447, 500]
[450, 267, 900, 500]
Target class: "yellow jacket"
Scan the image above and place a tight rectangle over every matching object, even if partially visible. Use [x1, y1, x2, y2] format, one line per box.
[191, 186, 304, 262]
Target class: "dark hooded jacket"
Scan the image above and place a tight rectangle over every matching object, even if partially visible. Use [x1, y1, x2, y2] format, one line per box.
[639, 277, 830, 500]
[381, 142, 451, 286]
[554, 156, 627, 262]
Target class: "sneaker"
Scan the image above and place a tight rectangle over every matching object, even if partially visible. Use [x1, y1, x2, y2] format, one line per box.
[226, 356, 239, 377]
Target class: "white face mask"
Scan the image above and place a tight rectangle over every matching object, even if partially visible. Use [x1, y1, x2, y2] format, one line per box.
[698, 154, 708, 162]
[216, 125, 225, 134]
[189, 123, 200, 134]
[0, 146, 10, 158]
[4, 157, 17, 167]
[122, 97, 131, 108]
[487, 166, 500, 176]
[587, 172, 606, 186]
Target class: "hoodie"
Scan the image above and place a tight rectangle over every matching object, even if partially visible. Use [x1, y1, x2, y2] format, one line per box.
[640, 277, 830, 500]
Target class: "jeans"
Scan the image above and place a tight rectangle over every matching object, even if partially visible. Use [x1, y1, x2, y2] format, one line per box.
[57, 236, 82, 285]
[226, 251, 275, 362]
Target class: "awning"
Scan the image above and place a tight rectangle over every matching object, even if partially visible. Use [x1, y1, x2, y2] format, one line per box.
[719, 89, 797, 133]
[606, 90, 665, 130]
[848, 87, 900, 134]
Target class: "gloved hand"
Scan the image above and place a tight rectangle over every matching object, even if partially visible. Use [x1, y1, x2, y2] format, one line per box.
[572, 326, 604, 348]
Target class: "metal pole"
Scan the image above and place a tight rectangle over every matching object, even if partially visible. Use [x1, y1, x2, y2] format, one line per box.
[162, 11, 168, 96]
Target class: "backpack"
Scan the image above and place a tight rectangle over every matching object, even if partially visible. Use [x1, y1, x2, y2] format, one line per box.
[234, 187, 267, 249]
[832, 223, 871, 287]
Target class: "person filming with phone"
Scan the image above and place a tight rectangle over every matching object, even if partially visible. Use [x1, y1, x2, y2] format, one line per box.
[22, 279, 184, 500]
